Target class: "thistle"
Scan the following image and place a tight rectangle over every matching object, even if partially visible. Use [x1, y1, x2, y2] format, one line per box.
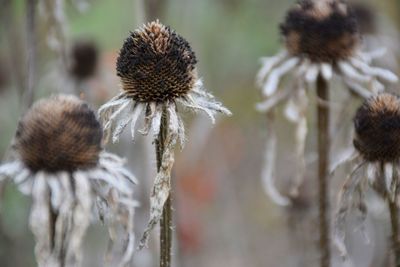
[0, 95, 137, 267]
[98, 20, 231, 266]
[255, 1, 397, 266]
[334, 93, 400, 265]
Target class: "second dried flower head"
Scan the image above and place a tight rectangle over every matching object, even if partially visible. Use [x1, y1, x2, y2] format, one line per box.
[334, 93, 400, 259]
[0, 95, 137, 267]
[256, 0, 398, 206]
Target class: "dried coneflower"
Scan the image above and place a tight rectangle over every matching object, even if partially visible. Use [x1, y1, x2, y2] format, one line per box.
[257, 0, 397, 205]
[334, 93, 400, 264]
[0, 95, 137, 267]
[98, 20, 231, 266]
[257, 0, 397, 207]
[255, 1, 397, 266]
[67, 39, 99, 81]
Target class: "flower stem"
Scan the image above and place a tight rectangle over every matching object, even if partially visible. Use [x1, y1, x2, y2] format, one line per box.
[156, 108, 172, 267]
[160, 195, 172, 267]
[24, 0, 37, 110]
[388, 165, 400, 267]
[316, 74, 330, 267]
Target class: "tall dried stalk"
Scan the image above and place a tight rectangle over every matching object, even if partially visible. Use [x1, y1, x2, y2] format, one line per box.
[156, 108, 172, 267]
[388, 165, 400, 267]
[316, 74, 330, 267]
[25, 0, 37, 110]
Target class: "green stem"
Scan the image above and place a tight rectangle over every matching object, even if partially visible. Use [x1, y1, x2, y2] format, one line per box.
[316, 74, 330, 267]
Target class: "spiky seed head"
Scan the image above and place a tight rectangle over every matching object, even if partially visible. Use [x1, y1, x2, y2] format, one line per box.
[280, 0, 359, 62]
[351, 2, 376, 35]
[68, 40, 99, 80]
[14, 95, 103, 173]
[353, 93, 400, 162]
[116, 20, 198, 103]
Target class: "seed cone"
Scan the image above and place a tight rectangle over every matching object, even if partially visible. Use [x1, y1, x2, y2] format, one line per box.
[281, 0, 359, 62]
[116, 20, 197, 102]
[68, 40, 99, 80]
[354, 93, 400, 162]
[14, 95, 102, 172]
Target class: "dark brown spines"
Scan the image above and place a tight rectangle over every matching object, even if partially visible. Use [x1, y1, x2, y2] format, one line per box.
[116, 21, 197, 103]
[354, 93, 400, 162]
[68, 40, 99, 80]
[281, 0, 359, 62]
[14, 95, 102, 173]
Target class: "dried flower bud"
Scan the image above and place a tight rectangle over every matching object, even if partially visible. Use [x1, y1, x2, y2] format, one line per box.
[280, 0, 359, 62]
[116, 20, 197, 102]
[353, 93, 400, 162]
[68, 40, 99, 80]
[14, 95, 102, 172]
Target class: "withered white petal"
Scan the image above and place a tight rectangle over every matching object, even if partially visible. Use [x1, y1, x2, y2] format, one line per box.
[338, 61, 371, 83]
[350, 58, 398, 83]
[320, 63, 333, 81]
[0, 150, 137, 267]
[261, 115, 291, 206]
[333, 163, 365, 259]
[305, 64, 319, 83]
[130, 103, 145, 141]
[262, 57, 299, 97]
[256, 50, 289, 87]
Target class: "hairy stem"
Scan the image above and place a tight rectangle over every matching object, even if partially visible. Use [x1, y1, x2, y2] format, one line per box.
[156, 108, 172, 267]
[388, 164, 400, 267]
[316, 74, 330, 267]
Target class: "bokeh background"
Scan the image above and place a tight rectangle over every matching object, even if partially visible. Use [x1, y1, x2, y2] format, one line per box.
[0, 0, 400, 266]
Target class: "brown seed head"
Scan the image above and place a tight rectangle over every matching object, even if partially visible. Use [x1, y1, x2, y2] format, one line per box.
[14, 95, 103, 173]
[68, 40, 99, 81]
[353, 93, 400, 162]
[280, 0, 359, 62]
[116, 20, 198, 103]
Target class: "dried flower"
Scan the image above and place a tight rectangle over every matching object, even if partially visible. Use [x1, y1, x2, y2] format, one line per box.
[256, 0, 398, 206]
[333, 93, 400, 259]
[67, 39, 99, 81]
[354, 93, 400, 162]
[0, 95, 137, 267]
[98, 20, 231, 248]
